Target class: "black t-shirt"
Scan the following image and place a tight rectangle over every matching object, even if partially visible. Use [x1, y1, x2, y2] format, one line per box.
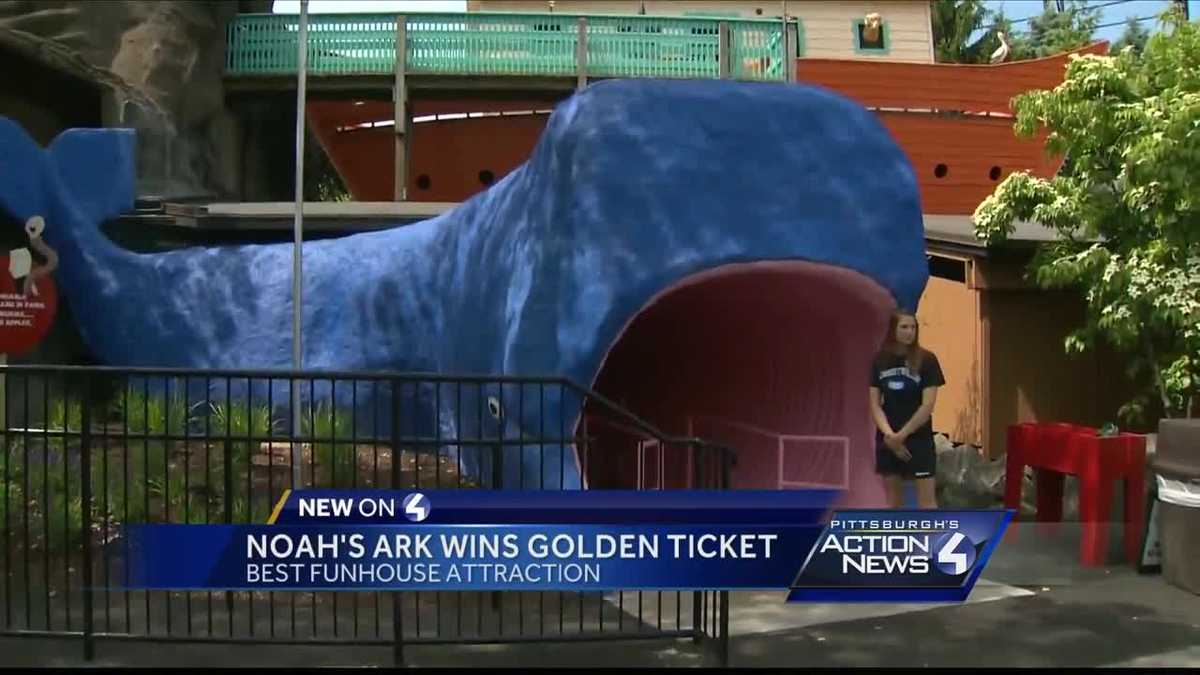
[870, 350, 945, 450]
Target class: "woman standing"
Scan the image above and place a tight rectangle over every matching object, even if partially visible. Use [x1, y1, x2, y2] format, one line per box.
[869, 311, 945, 509]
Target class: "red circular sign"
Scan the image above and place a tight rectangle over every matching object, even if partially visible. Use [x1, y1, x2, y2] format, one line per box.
[0, 257, 57, 356]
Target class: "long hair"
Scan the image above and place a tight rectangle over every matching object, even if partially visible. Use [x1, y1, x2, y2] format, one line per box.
[881, 311, 926, 371]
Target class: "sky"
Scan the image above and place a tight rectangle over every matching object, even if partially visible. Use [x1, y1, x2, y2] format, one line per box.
[272, 0, 1198, 43]
[985, 0, 1197, 42]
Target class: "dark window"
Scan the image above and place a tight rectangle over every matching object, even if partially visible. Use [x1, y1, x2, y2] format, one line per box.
[934, 163, 948, 178]
[478, 170, 495, 186]
[857, 22, 886, 50]
[989, 166, 1003, 181]
[928, 255, 968, 283]
[416, 174, 431, 190]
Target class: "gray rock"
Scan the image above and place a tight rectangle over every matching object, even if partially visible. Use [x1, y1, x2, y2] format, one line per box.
[936, 439, 1041, 517]
[936, 437, 1157, 524]
[0, 0, 271, 198]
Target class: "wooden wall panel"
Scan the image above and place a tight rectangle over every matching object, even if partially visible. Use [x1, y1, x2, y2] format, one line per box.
[876, 113, 1061, 214]
[307, 44, 1097, 209]
[473, 0, 936, 62]
[796, 42, 1108, 114]
[306, 97, 555, 202]
[981, 288, 1140, 458]
[918, 273, 983, 446]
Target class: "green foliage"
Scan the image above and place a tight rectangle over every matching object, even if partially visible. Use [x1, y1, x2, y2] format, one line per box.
[1, 438, 23, 524]
[304, 129, 351, 203]
[209, 399, 279, 466]
[230, 497, 271, 524]
[116, 385, 192, 438]
[1007, 0, 1100, 60]
[932, 0, 1003, 63]
[45, 495, 84, 553]
[111, 458, 149, 525]
[974, 8, 1200, 422]
[304, 401, 356, 488]
[930, 0, 1100, 65]
[1112, 16, 1152, 56]
[35, 453, 107, 554]
[48, 398, 82, 432]
[147, 469, 191, 518]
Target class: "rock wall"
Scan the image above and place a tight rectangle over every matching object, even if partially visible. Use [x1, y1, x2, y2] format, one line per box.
[0, 0, 271, 198]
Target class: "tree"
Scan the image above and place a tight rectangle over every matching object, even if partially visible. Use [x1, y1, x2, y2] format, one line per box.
[931, 0, 993, 63]
[1112, 16, 1151, 56]
[973, 8, 1200, 423]
[1007, 0, 1100, 60]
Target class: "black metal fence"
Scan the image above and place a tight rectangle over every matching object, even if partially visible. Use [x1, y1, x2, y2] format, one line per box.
[0, 365, 733, 666]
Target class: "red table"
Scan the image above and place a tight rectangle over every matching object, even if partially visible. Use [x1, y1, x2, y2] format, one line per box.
[1004, 422, 1147, 567]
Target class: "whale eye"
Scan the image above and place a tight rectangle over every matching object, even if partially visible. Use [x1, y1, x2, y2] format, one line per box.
[25, 215, 45, 238]
[487, 396, 503, 420]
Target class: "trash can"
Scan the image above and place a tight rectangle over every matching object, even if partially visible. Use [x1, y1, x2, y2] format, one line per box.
[1152, 419, 1200, 595]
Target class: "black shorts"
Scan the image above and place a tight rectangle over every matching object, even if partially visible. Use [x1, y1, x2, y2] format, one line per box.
[875, 438, 936, 479]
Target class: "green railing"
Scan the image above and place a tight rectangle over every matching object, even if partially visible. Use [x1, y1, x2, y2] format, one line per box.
[225, 12, 793, 82]
[408, 13, 579, 76]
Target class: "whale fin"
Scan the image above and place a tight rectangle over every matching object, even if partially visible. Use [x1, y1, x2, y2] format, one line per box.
[46, 127, 137, 227]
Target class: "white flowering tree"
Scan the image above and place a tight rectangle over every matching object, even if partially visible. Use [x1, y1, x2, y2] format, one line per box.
[973, 8, 1199, 423]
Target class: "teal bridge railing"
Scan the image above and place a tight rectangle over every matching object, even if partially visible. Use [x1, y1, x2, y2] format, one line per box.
[225, 12, 794, 82]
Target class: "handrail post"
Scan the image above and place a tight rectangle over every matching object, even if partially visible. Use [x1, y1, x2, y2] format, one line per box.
[576, 17, 588, 90]
[718, 21, 731, 79]
[718, 590, 730, 666]
[393, 15, 409, 201]
[223, 437, 234, 634]
[80, 379, 94, 662]
[390, 379, 405, 666]
[785, 20, 798, 81]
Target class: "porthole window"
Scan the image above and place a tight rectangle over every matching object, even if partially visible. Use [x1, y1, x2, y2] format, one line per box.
[479, 169, 496, 186]
[416, 174, 431, 190]
[934, 164, 948, 179]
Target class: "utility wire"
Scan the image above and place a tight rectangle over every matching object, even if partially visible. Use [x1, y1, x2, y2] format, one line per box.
[1095, 14, 1162, 30]
[977, 0, 1140, 34]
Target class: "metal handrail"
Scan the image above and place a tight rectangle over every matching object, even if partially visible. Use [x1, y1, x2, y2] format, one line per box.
[0, 363, 735, 665]
[224, 11, 790, 83]
[0, 363, 727, 455]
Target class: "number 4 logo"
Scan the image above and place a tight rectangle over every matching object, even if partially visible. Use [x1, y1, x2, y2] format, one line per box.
[935, 531, 977, 576]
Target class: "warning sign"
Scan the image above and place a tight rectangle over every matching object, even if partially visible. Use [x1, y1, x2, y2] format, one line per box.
[0, 273, 57, 356]
[0, 216, 59, 356]
[0, 247, 57, 355]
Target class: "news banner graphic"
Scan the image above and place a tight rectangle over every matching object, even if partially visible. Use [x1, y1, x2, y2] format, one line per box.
[786, 513, 1010, 602]
[117, 491, 1013, 603]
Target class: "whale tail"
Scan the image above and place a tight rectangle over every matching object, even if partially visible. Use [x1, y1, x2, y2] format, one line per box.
[0, 116, 136, 258]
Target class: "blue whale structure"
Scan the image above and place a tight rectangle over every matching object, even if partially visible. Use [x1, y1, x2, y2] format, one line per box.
[0, 78, 928, 494]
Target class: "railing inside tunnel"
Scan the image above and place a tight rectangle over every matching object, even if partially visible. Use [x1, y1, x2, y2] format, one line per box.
[687, 415, 848, 491]
[225, 12, 792, 82]
[0, 364, 734, 662]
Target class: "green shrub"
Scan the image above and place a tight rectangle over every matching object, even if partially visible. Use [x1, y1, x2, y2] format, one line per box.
[209, 400, 278, 467]
[116, 385, 192, 438]
[304, 401, 356, 488]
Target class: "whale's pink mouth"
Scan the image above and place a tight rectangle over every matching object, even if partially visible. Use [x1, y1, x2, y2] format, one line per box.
[586, 260, 896, 508]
